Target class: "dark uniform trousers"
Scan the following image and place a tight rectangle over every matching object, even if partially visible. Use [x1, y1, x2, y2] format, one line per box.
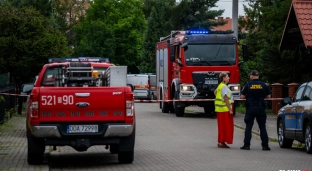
[244, 105, 269, 147]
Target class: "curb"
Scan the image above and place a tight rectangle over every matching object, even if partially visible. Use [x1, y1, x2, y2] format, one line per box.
[234, 123, 278, 142]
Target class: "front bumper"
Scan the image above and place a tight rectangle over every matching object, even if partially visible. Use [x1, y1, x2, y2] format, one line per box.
[30, 124, 134, 138]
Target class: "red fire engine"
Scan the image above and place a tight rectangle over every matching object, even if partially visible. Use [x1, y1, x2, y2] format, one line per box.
[156, 30, 248, 117]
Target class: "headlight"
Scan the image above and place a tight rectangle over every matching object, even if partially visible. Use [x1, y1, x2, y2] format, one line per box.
[181, 85, 194, 91]
[229, 85, 240, 91]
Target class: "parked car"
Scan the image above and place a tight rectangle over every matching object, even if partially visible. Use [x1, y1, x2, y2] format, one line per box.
[277, 81, 312, 154]
[127, 74, 157, 100]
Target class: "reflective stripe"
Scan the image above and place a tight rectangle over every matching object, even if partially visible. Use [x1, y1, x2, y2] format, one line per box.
[215, 83, 232, 112]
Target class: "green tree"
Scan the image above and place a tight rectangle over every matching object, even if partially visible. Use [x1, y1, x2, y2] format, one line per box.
[172, 0, 225, 30]
[139, 2, 167, 73]
[0, 5, 71, 83]
[73, 20, 115, 58]
[142, 0, 176, 19]
[240, 0, 297, 84]
[74, 0, 147, 71]
[1, 0, 52, 17]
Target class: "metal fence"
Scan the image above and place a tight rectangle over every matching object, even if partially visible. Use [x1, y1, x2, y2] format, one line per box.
[0, 73, 17, 124]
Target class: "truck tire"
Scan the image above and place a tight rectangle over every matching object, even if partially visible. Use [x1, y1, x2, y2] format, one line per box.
[27, 130, 45, 165]
[203, 103, 215, 117]
[118, 151, 134, 164]
[162, 101, 169, 113]
[232, 103, 236, 116]
[278, 119, 293, 148]
[160, 92, 169, 112]
[304, 122, 312, 154]
[118, 126, 135, 164]
[110, 144, 118, 154]
[174, 92, 184, 117]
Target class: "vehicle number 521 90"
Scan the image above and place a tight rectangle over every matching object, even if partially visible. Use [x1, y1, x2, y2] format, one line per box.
[41, 95, 74, 105]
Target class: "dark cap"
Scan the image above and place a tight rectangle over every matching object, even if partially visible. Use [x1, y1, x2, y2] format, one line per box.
[250, 70, 259, 76]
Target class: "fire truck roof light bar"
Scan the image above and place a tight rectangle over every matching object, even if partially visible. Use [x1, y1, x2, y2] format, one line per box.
[48, 57, 110, 63]
[159, 29, 234, 42]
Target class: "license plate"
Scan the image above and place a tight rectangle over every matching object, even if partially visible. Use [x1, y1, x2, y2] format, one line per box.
[67, 125, 98, 133]
[204, 80, 218, 84]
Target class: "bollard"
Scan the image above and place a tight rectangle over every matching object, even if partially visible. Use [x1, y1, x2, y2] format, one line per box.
[271, 83, 283, 115]
[288, 83, 299, 98]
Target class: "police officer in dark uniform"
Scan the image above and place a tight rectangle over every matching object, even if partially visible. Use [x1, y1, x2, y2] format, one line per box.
[240, 70, 271, 150]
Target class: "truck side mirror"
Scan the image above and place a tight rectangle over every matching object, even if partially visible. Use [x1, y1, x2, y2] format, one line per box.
[170, 46, 175, 62]
[181, 42, 188, 51]
[242, 44, 248, 61]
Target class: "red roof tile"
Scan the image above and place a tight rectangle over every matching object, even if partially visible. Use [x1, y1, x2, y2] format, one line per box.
[293, 0, 312, 47]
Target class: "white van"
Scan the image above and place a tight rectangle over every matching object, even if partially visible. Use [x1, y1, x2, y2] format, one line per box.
[126, 74, 157, 100]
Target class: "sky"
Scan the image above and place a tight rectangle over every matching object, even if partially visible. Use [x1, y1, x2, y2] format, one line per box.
[211, 1, 248, 18]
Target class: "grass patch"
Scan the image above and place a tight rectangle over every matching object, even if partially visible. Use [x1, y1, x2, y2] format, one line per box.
[0, 145, 8, 150]
[185, 109, 194, 113]
[235, 101, 273, 114]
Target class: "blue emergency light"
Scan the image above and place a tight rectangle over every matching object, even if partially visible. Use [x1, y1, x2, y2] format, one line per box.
[186, 30, 209, 35]
[186, 29, 234, 35]
[48, 57, 110, 63]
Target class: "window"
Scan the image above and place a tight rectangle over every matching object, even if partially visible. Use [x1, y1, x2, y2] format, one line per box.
[302, 86, 312, 101]
[41, 67, 64, 86]
[184, 44, 236, 66]
[294, 85, 306, 102]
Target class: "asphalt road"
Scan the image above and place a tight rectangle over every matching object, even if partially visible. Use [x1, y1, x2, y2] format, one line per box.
[0, 103, 311, 171]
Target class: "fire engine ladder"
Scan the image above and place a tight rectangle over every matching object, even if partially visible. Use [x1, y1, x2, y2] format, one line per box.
[66, 62, 96, 81]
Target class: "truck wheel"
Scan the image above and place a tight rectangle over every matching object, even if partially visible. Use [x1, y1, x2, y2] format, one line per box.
[118, 151, 134, 164]
[27, 130, 45, 165]
[174, 92, 184, 117]
[204, 104, 216, 117]
[305, 122, 312, 154]
[161, 92, 169, 113]
[232, 103, 236, 116]
[110, 144, 118, 154]
[278, 119, 293, 148]
[162, 101, 169, 113]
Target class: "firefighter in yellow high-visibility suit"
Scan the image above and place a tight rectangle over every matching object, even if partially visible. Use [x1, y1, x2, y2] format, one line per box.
[214, 72, 234, 148]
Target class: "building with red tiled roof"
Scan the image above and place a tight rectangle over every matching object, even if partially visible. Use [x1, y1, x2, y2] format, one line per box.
[211, 16, 247, 33]
[279, 0, 312, 51]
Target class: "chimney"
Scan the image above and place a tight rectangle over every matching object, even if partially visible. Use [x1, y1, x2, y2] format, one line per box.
[218, 17, 223, 22]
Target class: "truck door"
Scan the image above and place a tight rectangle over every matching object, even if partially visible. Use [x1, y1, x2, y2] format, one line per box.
[295, 82, 312, 141]
[284, 85, 305, 139]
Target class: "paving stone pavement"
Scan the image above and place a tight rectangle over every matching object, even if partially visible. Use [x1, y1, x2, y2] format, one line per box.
[0, 103, 309, 171]
[0, 115, 49, 171]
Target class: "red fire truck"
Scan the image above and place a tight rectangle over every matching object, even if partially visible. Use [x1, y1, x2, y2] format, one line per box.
[156, 30, 248, 117]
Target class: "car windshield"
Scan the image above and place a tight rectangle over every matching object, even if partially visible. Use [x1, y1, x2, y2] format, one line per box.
[184, 44, 236, 66]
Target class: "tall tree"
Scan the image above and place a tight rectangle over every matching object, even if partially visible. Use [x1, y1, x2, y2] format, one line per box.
[1, 0, 52, 17]
[73, 20, 115, 58]
[139, 0, 173, 73]
[142, 0, 176, 19]
[240, 0, 298, 84]
[0, 4, 71, 83]
[73, 0, 147, 71]
[172, 0, 225, 30]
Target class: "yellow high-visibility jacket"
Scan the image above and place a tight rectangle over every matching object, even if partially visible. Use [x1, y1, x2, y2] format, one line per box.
[215, 83, 232, 112]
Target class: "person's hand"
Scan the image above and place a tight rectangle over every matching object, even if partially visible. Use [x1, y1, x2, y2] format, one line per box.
[230, 110, 233, 115]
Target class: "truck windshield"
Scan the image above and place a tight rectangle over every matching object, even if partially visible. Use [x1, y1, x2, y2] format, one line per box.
[41, 67, 63, 86]
[184, 44, 236, 66]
